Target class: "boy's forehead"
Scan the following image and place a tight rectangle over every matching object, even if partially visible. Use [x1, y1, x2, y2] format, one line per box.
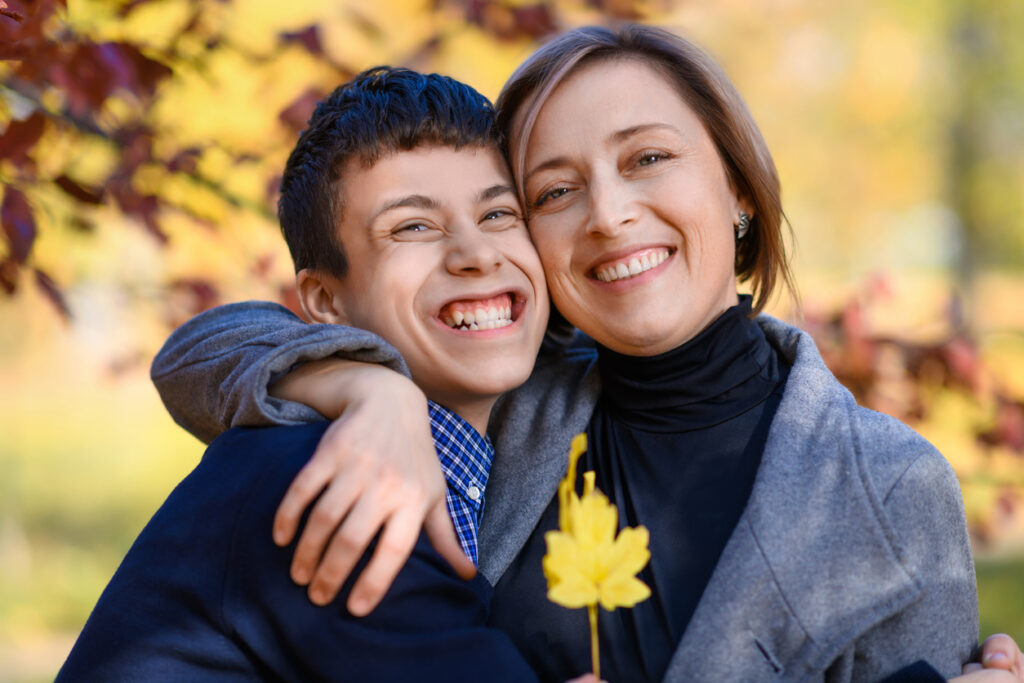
[339, 144, 513, 213]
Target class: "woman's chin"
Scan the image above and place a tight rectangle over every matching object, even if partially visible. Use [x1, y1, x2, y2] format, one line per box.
[586, 324, 688, 357]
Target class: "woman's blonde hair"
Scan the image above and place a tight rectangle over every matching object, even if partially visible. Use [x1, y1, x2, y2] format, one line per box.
[495, 24, 796, 313]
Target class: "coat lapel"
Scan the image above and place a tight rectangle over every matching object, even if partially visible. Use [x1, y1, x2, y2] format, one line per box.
[663, 317, 921, 681]
[478, 351, 601, 584]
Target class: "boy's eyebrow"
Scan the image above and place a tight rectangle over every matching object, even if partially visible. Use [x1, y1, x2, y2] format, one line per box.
[478, 184, 515, 202]
[370, 194, 440, 222]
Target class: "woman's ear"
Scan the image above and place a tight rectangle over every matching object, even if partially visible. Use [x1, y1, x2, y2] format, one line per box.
[733, 192, 754, 224]
[296, 269, 350, 325]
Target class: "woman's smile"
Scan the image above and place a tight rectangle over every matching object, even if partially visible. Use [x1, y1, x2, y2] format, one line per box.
[590, 246, 674, 284]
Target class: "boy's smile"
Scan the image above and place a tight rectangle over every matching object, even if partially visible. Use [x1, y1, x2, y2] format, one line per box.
[317, 144, 548, 431]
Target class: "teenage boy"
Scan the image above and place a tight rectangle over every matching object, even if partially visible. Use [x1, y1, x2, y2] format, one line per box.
[56, 67, 548, 681]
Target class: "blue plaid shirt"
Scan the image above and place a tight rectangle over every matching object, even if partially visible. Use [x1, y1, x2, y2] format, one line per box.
[427, 400, 493, 566]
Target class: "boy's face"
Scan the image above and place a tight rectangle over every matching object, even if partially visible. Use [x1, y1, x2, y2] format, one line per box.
[327, 145, 548, 421]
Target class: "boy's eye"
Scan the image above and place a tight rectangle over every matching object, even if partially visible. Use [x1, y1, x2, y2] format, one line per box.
[484, 209, 509, 221]
[395, 223, 431, 234]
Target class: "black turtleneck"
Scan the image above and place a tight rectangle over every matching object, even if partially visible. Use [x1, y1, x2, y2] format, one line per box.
[488, 296, 789, 682]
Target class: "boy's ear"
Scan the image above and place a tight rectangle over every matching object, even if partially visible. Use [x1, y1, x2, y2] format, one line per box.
[296, 269, 351, 325]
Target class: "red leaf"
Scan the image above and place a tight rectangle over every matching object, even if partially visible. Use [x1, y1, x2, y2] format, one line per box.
[170, 277, 219, 313]
[0, 0, 24, 22]
[104, 41, 172, 96]
[0, 257, 19, 295]
[0, 0, 55, 48]
[69, 215, 95, 233]
[166, 147, 201, 174]
[278, 88, 324, 132]
[281, 25, 323, 56]
[278, 282, 303, 318]
[466, 1, 558, 40]
[251, 253, 276, 280]
[512, 5, 558, 38]
[54, 175, 104, 204]
[110, 183, 168, 243]
[34, 267, 71, 320]
[0, 111, 46, 164]
[1, 187, 36, 264]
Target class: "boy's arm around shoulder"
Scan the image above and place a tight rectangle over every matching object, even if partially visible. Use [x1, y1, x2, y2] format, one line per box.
[846, 410, 978, 680]
[150, 301, 408, 444]
[214, 425, 537, 683]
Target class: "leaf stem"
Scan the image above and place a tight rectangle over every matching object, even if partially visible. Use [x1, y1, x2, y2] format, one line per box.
[588, 603, 600, 680]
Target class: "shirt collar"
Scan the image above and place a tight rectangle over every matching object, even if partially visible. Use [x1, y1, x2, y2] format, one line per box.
[427, 400, 493, 510]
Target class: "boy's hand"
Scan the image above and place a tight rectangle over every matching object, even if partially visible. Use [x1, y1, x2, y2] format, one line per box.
[961, 634, 1024, 681]
[270, 360, 476, 615]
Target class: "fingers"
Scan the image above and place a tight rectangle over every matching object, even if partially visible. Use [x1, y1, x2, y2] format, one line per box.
[982, 634, 1015, 670]
[346, 506, 427, 616]
[951, 670, 1020, 682]
[424, 501, 476, 581]
[290, 476, 363, 587]
[306, 492, 391, 606]
[273, 459, 333, 548]
[979, 633, 1024, 679]
[273, 416, 356, 547]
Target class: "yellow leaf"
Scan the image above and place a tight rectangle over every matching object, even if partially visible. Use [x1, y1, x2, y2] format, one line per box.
[543, 433, 651, 613]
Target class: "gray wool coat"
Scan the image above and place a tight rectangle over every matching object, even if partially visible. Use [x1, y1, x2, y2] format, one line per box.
[152, 302, 978, 682]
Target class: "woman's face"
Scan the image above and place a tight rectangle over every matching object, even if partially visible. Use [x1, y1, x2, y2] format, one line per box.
[518, 57, 745, 356]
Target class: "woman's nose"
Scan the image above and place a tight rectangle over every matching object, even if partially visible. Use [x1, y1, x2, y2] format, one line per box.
[444, 227, 503, 275]
[586, 173, 638, 238]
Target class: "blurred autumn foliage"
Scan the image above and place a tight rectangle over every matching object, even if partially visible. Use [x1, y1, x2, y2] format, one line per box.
[2, 1, 1024, 677]
[1, 0, 670, 327]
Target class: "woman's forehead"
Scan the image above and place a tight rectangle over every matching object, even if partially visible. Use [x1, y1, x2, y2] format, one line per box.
[526, 59, 699, 149]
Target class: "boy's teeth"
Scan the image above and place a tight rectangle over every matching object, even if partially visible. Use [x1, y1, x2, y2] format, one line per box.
[596, 248, 669, 283]
[439, 293, 515, 331]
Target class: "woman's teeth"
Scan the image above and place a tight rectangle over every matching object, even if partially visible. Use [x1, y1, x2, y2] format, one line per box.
[595, 249, 670, 283]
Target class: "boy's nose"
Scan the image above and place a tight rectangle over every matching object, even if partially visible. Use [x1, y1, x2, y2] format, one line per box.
[445, 229, 502, 275]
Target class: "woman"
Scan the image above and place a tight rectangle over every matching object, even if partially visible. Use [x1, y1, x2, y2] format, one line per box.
[154, 25, 996, 681]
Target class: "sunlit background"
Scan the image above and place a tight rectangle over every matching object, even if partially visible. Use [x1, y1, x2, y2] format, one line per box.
[2, 0, 1023, 680]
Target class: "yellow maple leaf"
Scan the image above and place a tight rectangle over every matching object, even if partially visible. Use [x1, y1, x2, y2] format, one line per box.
[542, 433, 651, 677]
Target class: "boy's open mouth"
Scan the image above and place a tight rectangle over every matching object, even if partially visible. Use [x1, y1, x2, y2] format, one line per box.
[439, 292, 519, 331]
[592, 247, 672, 283]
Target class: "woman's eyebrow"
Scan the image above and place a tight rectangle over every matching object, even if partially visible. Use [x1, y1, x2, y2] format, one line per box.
[523, 157, 570, 186]
[524, 123, 683, 184]
[611, 122, 681, 143]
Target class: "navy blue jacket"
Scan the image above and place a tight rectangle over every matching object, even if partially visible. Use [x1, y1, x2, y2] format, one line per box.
[57, 423, 537, 682]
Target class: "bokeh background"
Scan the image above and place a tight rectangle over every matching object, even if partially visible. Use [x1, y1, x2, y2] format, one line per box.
[2, 0, 1023, 680]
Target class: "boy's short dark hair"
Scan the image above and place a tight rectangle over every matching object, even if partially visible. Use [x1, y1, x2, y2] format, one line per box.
[278, 66, 500, 277]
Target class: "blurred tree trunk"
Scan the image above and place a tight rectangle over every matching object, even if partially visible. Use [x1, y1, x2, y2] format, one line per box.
[947, 0, 1024, 325]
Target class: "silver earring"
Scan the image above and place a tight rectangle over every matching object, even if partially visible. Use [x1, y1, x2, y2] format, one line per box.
[734, 212, 751, 240]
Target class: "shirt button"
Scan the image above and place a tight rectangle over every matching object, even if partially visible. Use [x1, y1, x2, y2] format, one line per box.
[466, 485, 481, 501]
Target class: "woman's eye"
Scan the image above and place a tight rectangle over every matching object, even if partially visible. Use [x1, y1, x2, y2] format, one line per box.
[534, 186, 570, 208]
[637, 151, 668, 167]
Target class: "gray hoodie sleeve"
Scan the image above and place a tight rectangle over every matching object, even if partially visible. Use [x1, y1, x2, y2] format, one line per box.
[150, 301, 410, 444]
